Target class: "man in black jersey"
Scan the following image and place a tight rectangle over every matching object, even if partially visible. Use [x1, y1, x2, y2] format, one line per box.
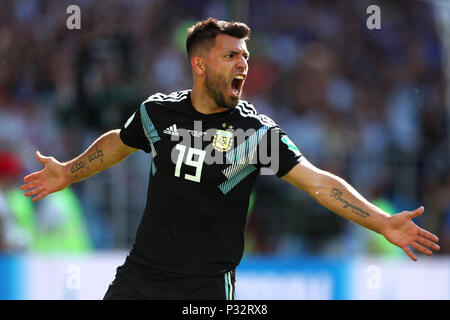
[21, 18, 440, 300]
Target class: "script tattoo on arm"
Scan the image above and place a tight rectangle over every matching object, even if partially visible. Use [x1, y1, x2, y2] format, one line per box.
[70, 160, 89, 178]
[329, 188, 370, 218]
[70, 147, 104, 179]
[88, 146, 104, 163]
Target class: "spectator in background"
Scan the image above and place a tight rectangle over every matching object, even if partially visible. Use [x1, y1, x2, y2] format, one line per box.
[33, 186, 93, 253]
[0, 151, 34, 251]
[0, 150, 92, 253]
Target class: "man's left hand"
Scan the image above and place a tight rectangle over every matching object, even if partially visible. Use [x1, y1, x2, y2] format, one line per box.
[382, 206, 440, 261]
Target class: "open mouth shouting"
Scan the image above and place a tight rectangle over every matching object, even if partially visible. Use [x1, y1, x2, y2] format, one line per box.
[230, 73, 246, 99]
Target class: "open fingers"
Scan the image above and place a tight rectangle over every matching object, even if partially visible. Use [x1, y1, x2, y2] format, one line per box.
[403, 246, 418, 262]
[27, 187, 49, 202]
[418, 228, 439, 243]
[21, 180, 41, 191]
[31, 190, 49, 202]
[23, 171, 42, 183]
[416, 236, 440, 252]
[403, 231, 440, 261]
[411, 241, 433, 256]
[24, 186, 45, 198]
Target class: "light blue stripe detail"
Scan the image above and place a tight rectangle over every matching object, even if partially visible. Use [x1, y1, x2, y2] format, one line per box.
[219, 165, 257, 195]
[218, 126, 269, 195]
[224, 273, 229, 300]
[140, 103, 160, 174]
[225, 126, 269, 164]
[140, 103, 161, 144]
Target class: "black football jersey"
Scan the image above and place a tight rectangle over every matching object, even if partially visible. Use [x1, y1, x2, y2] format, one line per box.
[118, 89, 303, 289]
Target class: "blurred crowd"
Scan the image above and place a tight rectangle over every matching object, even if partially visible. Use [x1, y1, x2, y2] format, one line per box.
[0, 0, 449, 257]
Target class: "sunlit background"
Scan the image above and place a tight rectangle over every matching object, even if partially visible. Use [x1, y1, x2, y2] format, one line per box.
[0, 0, 449, 299]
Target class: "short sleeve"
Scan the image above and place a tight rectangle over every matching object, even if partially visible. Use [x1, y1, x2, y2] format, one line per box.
[257, 126, 303, 177]
[119, 105, 152, 153]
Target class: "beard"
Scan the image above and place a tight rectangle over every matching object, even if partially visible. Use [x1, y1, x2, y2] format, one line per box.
[204, 66, 239, 109]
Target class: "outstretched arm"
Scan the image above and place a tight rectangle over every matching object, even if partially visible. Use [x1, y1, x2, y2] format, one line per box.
[21, 129, 138, 202]
[282, 158, 440, 261]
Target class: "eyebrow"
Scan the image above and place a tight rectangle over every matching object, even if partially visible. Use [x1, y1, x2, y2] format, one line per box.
[226, 50, 250, 57]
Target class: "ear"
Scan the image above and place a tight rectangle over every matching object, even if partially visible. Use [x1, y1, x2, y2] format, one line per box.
[191, 56, 206, 75]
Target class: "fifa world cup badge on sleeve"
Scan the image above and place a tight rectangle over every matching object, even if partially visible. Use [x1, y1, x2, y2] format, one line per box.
[213, 130, 233, 152]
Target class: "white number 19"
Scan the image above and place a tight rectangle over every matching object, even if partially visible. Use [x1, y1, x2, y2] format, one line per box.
[174, 144, 206, 183]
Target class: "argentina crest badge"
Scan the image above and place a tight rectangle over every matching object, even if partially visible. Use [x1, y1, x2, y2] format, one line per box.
[212, 129, 233, 152]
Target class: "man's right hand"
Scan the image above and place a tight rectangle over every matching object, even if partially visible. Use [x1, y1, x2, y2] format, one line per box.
[21, 151, 72, 202]
[21, 130, 138, 202]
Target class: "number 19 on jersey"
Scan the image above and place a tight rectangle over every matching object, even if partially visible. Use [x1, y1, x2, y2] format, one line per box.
[174, 144, 206, 183]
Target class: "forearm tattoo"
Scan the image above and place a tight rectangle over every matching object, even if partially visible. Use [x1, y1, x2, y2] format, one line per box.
[88, 146, 104, 163]
[329, 188, 370, 218]
[71, 160, 89, 178]
[70, 147, 104, 178]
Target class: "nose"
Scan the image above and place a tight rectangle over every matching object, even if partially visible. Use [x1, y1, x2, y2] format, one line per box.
[236, 55, 248, 72]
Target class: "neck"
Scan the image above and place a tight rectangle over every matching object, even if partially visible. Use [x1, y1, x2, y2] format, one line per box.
[190, 84, 228, 115]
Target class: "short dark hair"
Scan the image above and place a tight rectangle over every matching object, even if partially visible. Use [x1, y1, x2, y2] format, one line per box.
[186, 18, 250, 58]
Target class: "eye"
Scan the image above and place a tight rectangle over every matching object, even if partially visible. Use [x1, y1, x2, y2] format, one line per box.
[225, 53, 233, 59]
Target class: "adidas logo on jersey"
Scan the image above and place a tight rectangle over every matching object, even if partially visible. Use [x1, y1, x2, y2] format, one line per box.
[164, 124, 179, 136]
